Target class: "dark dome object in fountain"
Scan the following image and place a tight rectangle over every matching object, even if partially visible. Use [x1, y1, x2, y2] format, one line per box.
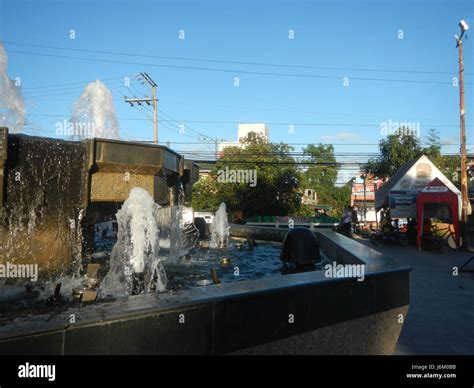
[280, 227, 321, 268]
[246, 235, 257, 251]
[194, 217, 209, 240]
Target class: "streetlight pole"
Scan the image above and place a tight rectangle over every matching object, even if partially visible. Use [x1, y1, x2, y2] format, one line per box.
[456, 20, 470, 248]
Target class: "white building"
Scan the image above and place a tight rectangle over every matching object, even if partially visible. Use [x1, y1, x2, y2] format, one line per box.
[237, 123, 268, 142]
[302, 189, 318, 206]
[217, 123, 269, 154]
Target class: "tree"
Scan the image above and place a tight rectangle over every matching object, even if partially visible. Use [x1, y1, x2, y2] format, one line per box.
[422, 129, 460, 188]
[301, 144, 350, 217]
[192, 134, 303, 217]
[364, 130, 423, 178]
[302, 144, 338, 187]
[191, 178, 221, 211]
[364, 128, 461, 188]
[438, 155, 461, 188]
[423, 128, 442, 164]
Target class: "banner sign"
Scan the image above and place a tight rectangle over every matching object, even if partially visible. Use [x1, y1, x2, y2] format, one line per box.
[421, 186, 448, 193]
[389, 191, 417, 218]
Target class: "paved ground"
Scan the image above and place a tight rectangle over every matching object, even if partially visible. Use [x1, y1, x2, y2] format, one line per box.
[354, 236, 474, 355]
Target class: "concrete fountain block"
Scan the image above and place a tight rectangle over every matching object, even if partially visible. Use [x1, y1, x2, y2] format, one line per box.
[0, 132, 199, 280]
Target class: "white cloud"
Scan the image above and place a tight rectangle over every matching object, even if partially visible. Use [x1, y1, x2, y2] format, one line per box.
[440, 137, 458, 146]
[321, 132, 359, 142]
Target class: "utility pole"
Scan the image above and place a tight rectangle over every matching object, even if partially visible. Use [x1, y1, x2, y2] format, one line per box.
[360, 174, 367, 223]
[456, 20, 470, 248]
[124, 72, 158, 143]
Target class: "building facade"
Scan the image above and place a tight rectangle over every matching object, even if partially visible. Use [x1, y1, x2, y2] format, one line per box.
[217, 123, 269, 154]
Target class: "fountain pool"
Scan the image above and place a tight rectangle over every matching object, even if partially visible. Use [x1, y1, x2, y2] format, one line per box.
[93, 237, 327, 292]
[0, 237, 326, 314]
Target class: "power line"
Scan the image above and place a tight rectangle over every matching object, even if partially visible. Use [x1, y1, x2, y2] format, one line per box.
[23, 81, 125, 98]
[4, 41, 472, 76]
[119, 140, 469, 146]
[23, 114, 467, 145]
[21, 76, 127, 91]
[188, 160, 368, 166]
[28, 113, 461, 128]
[8, 50, 471, 86]
[17, 127, 465, 157]
[113, 117, 462, 128]
[20, 82, 469, 124]
[158, 108, 221, 142]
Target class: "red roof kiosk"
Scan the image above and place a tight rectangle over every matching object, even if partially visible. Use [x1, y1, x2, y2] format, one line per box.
[416, 178, 460, 249]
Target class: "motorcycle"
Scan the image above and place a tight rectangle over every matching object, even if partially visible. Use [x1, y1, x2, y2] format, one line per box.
[370, 228, 408, 247]
[335, 222, 353, 238]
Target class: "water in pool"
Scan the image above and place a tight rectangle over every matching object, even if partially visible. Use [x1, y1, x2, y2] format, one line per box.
[163, 239, 292, 291]
[93, 230, 326, 293]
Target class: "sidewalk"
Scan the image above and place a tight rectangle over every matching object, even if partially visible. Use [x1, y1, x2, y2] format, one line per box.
[354, 236, 474, 355]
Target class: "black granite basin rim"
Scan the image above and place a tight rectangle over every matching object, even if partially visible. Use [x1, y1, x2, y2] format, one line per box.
[0, 262, 409, 342]
[0, 229, 410, 339]
[316, 229, 401, 266]
[0, 227, 411, 355]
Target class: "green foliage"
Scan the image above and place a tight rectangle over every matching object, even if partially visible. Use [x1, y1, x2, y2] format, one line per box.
[192, 137, 353, 219]
[192, 128, 461, 219]
[302, 144, 338, 187]
[364, 130, 423, 178]
[437, 155, 461, 188]
[423, 128, 442, 164]
[192, 134, 303, 217]
[191, 178, 221, 212]
[301, 143, 350, 218]
[422, 129, 460, 188]
[363, 128, 461, 188]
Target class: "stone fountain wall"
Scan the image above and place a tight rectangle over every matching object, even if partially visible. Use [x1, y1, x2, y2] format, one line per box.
[0, 128, 199, 280]
[0, 130, 88, 279]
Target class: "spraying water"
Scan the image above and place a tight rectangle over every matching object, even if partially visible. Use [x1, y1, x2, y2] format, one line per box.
[155, 184, 198, 260]
[70, 80, 119, 140]
[0, 42, 25, 133]
[100, 187, 167, 297]
[210, 202, 230, 249]
[155, 206, 198, 260]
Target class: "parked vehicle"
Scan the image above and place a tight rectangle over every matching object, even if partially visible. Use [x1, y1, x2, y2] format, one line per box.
[370, 228, 408, 247]
[194, 212, 214, 224]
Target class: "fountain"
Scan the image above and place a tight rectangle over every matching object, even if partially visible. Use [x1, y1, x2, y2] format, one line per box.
[210, 202, 230, 249]
[0, 132, 88, 286]
[100, 187, 167, 296]
[0, 132, 410, 356]
[70, 80, 120, 140]
[0, 42, 25, 133]
[155, 197, 198, 261]
[0, 127, 198, 303]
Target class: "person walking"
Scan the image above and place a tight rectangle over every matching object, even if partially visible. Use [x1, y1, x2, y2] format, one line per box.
[339, 206, 353, 237]
[351, 206, 359, 235]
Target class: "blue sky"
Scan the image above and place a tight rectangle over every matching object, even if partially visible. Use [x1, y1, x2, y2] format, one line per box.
[0, 0, 473, 177]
